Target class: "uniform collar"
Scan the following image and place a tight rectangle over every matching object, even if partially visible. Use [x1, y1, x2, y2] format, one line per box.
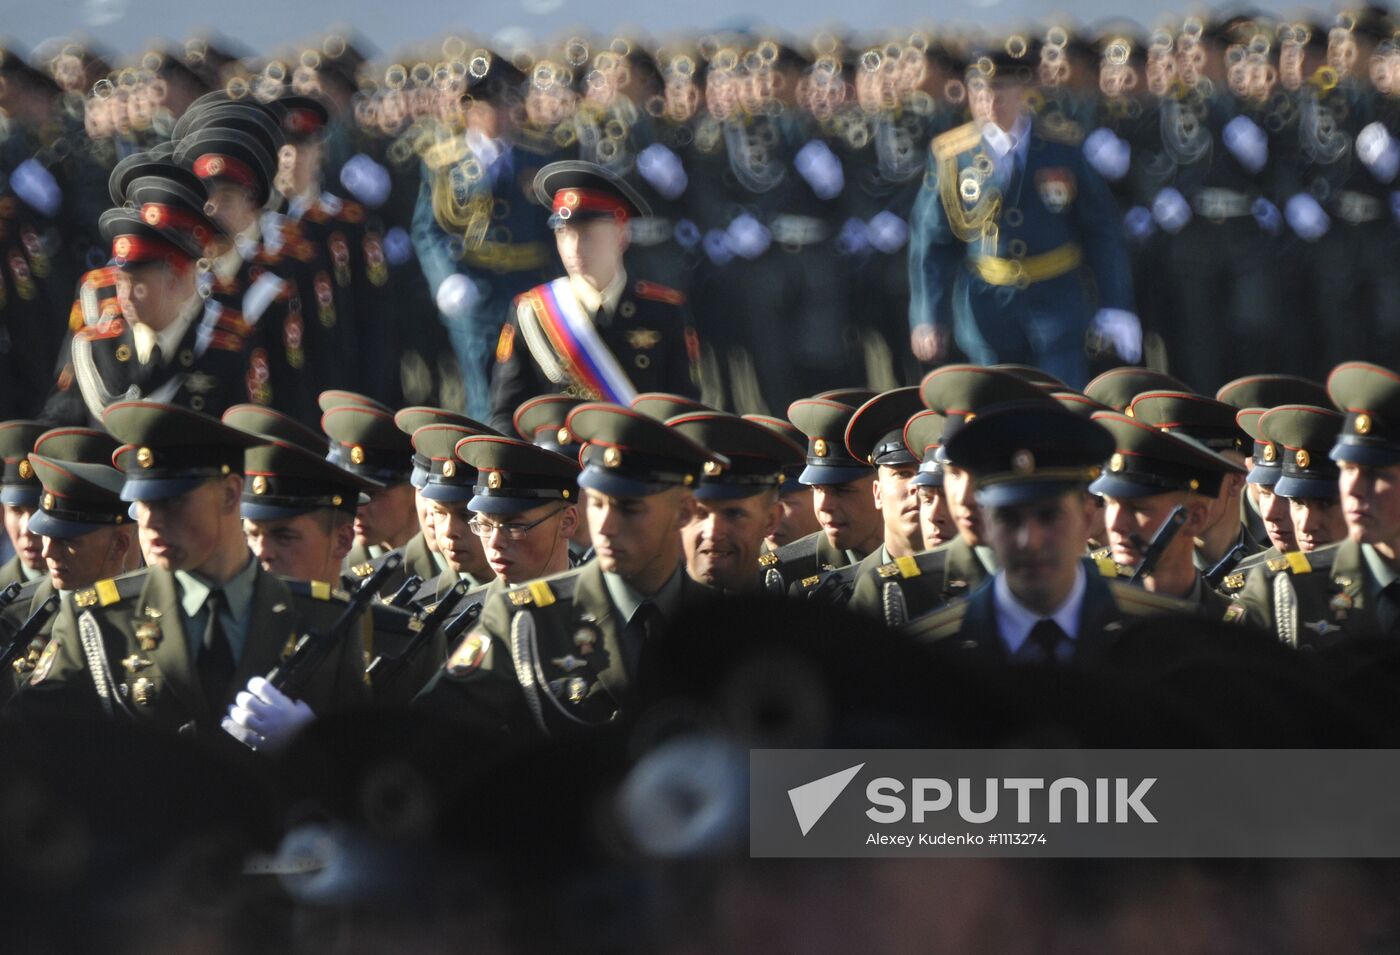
[19, 561, 42, 583]
[994, 562, 1086, 656]
[981, 114, 1031, 162]
[974, 544, 1000, 574]
[570, 269, 628, 320]
[1362, 543, 1400, 592]
[174, 551, 259, 623]
[604, 559, 685, 625]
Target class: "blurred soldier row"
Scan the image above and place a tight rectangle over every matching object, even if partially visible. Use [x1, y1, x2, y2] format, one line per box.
[6, 10, 1400, 429]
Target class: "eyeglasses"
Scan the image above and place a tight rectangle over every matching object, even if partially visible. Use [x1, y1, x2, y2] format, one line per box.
[467, 505, 566, 541]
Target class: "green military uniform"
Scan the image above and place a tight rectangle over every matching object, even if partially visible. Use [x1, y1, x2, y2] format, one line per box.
[846, 365, 1050, 624]
[416, 402, 718, 737]
[0, 420, 48, 588]
[1259, 403, 1346, 543]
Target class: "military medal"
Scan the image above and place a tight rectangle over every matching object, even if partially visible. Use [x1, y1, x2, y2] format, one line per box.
[573, 623, 600, 655]
[135, 620, 162, 651]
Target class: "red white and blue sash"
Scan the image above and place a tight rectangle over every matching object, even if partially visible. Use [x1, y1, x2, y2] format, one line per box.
[518, 277, 636, 404]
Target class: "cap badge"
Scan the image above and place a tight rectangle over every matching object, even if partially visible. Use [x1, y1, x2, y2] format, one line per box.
[703, 460, 723, 476]
[1262, 443, 1276, 462]
[1109, 452, 1125, 473]
[557, 427, 572, 445]
[17, 459, 31, 479]
[813, 438, 829, 458]
[252, 476, 268, 495]
[42, 493, 53, 510]
[136, 447, 154, 469]
[487, 471, 503, 489]
[442, 460, 457, 478]
[1356, 413, 1372, 435]
[1296, 449, 1311, 469]
[143, 205, 162, 226]
[1011, 449, 1036, 474]
[349, 445, 366, 465]
[562, 190, 579, 208]
[331, 495, 342, 506]
[113, 236, 132, 259]
[603, 447, 622, 468]
[205, 156, 225, 176]
[1124, 406, 1135, 417]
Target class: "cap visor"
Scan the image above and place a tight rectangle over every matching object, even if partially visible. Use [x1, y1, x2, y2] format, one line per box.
[694, 481, 766, 502]
[468, 494, 549, 515]
[120, 476, 208, 502]
[577, 468, 673, 498]
[1088, 474, 1174, 500]
[976, 480, 1084, 509]
[240, 501, 322, 521]
[910, 470, 945, 488]
[1330, 439, 1400, 467]
[27, 511, 109, 540]
[0, 486, 41, 508]
[420, 482, 478, 503]
[798, 464, 873, 487]
[1246, 463, 1281, 486]
[1274, 475, 1339, 500]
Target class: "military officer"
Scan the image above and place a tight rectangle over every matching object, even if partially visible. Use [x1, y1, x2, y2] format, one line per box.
[743, 413, 822, 550]
[846, 364, 1052, 626]
[908, 39, 1138, 388]
[758, 393, 881, 594]
[487, 161, 701, 435]
[512, 394, 591, 562]
[905, 403, 1206, 662]
[0, 420, 48, 586]
[1233, 407, 1298, 562]
[9, 402, 369, 741]
[1260, 404, 1348, 553]
[1236, 362, 1400, 645]
[407, 423, 497, 605]
[667, 410, 804, 593]
[904, 410, 957, 551]
[1089, 409, 1248, 619]
[417, 402, 717, 738]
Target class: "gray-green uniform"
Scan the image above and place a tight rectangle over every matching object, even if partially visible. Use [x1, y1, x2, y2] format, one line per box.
[0, 420, 48, 588]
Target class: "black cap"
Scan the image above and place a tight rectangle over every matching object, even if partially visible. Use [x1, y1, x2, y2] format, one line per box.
[457, 435, 581, 515]
[1236, 408, 1282, 487]
[1126, 391, 1249, 455]
[273, 93, 333, 143]
[223, 404, 329, 455]
[632, 392, 712, 422]
[241, 438, 373, 521]
[971, 35, 1041, 84]
[1215, 374, 1331, 411]
[465, 50, 526, 106]
[411, 425, 485, 503]
[1327, 362, 1400, 467]
[172, 97, 284, 158]
[844, 387, 924, 468]
[514, 395, 586, 454]
[567, 403, 719, 498]
[534, 160, 652, 228]
[100, 171, 223, 266]
[1084, 367, 1192, 412]
[1262, 405, 1344, 501]
[108, 143, 194, 206]
[945, 403, 1115, 507]
[667, 412, 804, 501]
[787, 397, 872, 486]
[919, 364, 1054, 460]
[321, 404, 413, 486]
[903, 411, 948, 488]
[1089, 411, 1244, 500]
[103, 401, 262, 502]
[0, 421, 49, 507]
[26, 454, 130, 539]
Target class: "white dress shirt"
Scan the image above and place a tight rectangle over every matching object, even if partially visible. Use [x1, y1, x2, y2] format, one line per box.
[994, 563, 1086, 659]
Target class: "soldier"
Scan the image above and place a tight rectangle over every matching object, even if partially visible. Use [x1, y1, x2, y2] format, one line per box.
[10, 402, 368, 744]
[906, 402, 1208, 659]
[1236, 362, 1400, 645]
[0, 428, 136, 698]
[1050, 389, 1114, 550]
[846, 364, 1051, 626]
[0, 420, 48, 586]
[744, 413, 823, 549]
[487, 161, 700, 434]
[1082, 365, 1193, 412]
[908, 38, 1138, 387]
[667, 411, 804, 593]
[1260, 405, 1347, 553]
[904, 410, 957, 550]
[407, 423, 496, 603]
[758, 394, 881, 594]
[1090, 410, 1248, 618]
[1234, 407, 1297, 558]
[418, 402, 716, 737]
[512, 394, 592, 563]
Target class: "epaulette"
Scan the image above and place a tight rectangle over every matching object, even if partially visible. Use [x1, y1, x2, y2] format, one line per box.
[773, 531, 821, 564]
[634, 280, 686, 306]
[1107, 581, 1197, 614]
[350, 561, 376, 579]
[876, 555, 924, 579]
[1036, 112, 1085, 146]
[904, 596, 971, 641]
[504, 567, 582, 609]
[75, 319, 127, 342]
[73, 573, 145, 609]
[1221, 572, 1246, 592]
[758, 552, 779, 568]
[1266, 551, 1315, 576]
[281, 578, 352, 603]
[931, 122, 980, 161]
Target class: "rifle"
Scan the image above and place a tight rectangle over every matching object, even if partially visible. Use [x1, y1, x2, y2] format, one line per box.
[1203, 540, 1249, 590]
[0, 594, 61, 671]
[385, 574, 424, 608]
[266, 553, 403, 696]
[1128, 505, 1188, 585]
[364, 579, 470, 691]
[439, 598, 486, 646]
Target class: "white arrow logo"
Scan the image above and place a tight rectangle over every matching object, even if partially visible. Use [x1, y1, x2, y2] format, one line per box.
[787, 763, 864, 836]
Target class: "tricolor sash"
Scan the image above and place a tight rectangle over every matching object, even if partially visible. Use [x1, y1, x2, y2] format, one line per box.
[517, 278, 637, 404]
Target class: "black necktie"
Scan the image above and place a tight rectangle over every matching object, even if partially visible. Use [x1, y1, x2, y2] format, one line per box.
[1024, 618, 1069, 664]
[623, 601, 663, 677]
[197, 589, 235, 705]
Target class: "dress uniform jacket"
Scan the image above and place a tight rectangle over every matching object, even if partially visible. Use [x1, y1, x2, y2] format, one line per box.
[0, 575, 56, 702]
[1236, 540, 1385, 648]
[846, 536, 995, 627]
[10, 564, 370, 733]
[0, 553, 38, 590]
[343, 531, 441, 599]
[758, 528, 854, 595]
[488, 276, 700, 436]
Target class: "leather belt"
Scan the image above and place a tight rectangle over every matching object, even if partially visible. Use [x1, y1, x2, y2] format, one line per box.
[973, 243, 1083, 287]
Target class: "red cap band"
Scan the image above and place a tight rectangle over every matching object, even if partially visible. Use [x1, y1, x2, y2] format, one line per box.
[552, 188, 630, 223]
[192, 153, 257, 188]
[140, 204, 213, 246]
[110, 234, 187, 265]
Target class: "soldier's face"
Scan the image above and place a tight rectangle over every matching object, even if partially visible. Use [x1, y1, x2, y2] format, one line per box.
[811, 477, 883, 555]
[41, 525, 131, 592]
[554, 220, 627, 290]
[1255, 483, 1297, 552]
[1102, 491, 1204, 569]
[474, 501, 576, 585]
[355, 483, 418, 549]
[584, 487, 692, 582]
[416, 489, 440, 552]
[873, 464, 922, 556]
[203, 182, 259, 233]
[1339, 461, 1400, 555]
[243, 511, 352, 583]
[770, 487, 821, 549]
[3, 504, 42, 571]
[137, 478, 240, 572]
[682, 491, 781, 592]
[1289, 496, 1346, 552]
[985, 491, 1096, 614]
[942, 465, 984, 547]
[428, 500, 492, 581]
[917, 484, 957, 550]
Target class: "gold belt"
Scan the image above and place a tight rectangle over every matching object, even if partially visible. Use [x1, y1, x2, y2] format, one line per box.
[973, 243, 1082, 288]
[460, 241, 550, 273]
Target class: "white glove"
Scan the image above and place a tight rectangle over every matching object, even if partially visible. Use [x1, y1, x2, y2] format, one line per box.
[835, 216, 869, 256]
[434, 273, 479, 319]
[339, 153, 392, 208]
[383, 226, 413, 265]
[1222, 115, 1268, 173]
[222, 675, 317, 754]
[1152, 188, 1192, 233]
[1084, 127, 1131, 182]
[636, 143, 688, 200]
[1285, 193, 1330, 241]
[1357, 121, 1400, 184]
[1251, 197, 1282, 236]
[702, 228, 734, 265]
[1124, 205, 1156, 241]
[11, 158, 62, 217]
[725, 214, 772, 259]
[866, 211, 908, 253]
[1092, 308, 1142, 363]
[794, 140, 844, 200]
